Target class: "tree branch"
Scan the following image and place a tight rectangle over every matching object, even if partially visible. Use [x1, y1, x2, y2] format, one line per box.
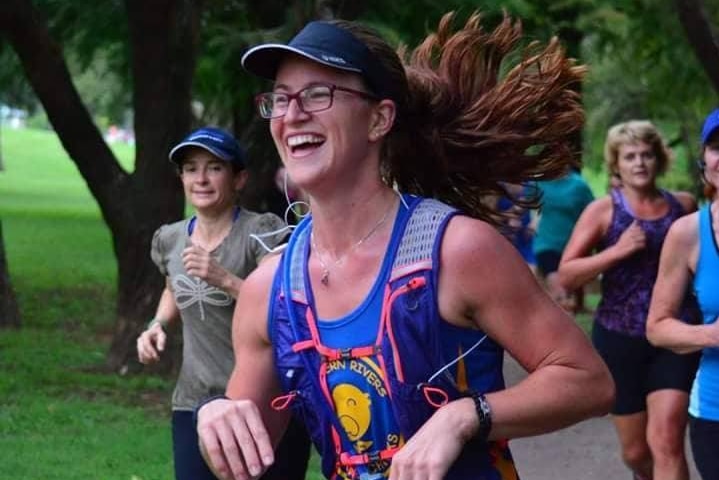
[675, 0, 719, 94]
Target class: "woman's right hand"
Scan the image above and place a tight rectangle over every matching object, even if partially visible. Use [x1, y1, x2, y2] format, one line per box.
[197, 398, 275, 480]
[136, 322, 166, 364]
[614, 220, 646, 257]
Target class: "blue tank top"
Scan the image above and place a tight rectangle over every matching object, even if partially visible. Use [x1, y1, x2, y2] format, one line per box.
[272, 195, 518, 479]
[314, 199, 511, 478]
[316, 205, 408, 478]
[594, 189, 689, 336]
[689, 203, 719, 420]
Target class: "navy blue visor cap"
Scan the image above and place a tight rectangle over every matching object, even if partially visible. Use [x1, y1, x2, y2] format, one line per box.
[169, 127, 246, 168]
[241, 21, 395, 102]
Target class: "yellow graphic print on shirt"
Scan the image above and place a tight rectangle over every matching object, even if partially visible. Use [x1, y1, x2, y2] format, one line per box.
[327, 357, 403, 478]
[333, 384, 372, 447]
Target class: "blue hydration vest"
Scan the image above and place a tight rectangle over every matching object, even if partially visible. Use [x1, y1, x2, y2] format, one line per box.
[269, 196, 519, 479]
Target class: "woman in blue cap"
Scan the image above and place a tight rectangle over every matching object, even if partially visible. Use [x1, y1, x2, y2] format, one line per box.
[647, 108, 719, 480]
[197, 13, 614, 480]
[136, 127, 309, 480]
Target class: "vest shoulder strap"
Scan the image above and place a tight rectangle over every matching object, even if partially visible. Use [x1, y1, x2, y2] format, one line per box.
[390, 198, 457, 281]
[284, 197, 458, 301]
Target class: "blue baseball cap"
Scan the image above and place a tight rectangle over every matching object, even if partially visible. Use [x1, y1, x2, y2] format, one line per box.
[241, 21, 396, 101]
[169, 127, 246, 168]
[701, 108, 719, 145]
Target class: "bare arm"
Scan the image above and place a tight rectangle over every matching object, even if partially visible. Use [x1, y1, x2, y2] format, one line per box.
[155, 280, 181, 326]
[390, 217, 614, 479]
[137, 279, 180, 364]
[448, 217, 613, 438]
[558, 197, 644, 290]
[647, 214, 719, 353]
[197, 256, 289, 480]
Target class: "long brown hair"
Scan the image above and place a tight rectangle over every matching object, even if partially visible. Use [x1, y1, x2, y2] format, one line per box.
[335, 12, 585, 224]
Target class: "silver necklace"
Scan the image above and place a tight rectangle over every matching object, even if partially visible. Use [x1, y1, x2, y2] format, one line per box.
[310, 205, 393, 286]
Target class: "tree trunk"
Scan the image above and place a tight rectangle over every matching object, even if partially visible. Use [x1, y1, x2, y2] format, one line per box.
[0, 221, 21, 328]
[0, 0, 198, 372]
[675, 0, 719, 95]
[102, 0, 202, 374]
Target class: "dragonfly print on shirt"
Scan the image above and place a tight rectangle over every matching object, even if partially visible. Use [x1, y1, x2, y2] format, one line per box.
[172, 274, 233, 321]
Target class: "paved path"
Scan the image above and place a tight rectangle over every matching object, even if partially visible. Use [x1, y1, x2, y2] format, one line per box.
[503, 355, 700, 479]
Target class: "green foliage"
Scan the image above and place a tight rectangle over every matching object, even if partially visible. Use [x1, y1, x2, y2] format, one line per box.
[24, 111, 51, 130]
[37, 0, 130, 126]
[0, 47, 38, 113]
[3, 0, 717, 154]
[360, 0, 595, 55]
[581, 0, 718, 180]
[193, 2, 263, 129]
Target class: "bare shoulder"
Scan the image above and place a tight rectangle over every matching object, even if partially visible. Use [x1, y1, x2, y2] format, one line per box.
[567, 195, 613, 238]
[440, 214, 548, 268]
[671, 190, 698, 213]
[244, 253, 282, 293]
[438, 215, 541, 325]
[440, 215, 510, 260]
[667, 211, 700, 247]
[661, 211, 700, 273]
[583, 195, 613, 218]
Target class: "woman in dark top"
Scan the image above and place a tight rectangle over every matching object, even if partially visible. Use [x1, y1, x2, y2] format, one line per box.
[558, 120, 699, 480]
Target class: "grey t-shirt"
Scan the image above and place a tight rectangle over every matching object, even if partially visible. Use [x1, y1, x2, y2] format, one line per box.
[151, 209, 286, 411]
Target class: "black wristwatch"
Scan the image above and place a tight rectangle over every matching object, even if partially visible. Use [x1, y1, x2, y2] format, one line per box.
[467, 390, 492, 442]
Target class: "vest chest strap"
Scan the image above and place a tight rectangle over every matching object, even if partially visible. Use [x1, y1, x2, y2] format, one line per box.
[292, 340, 381, 361]
[339, 446, 401, 467]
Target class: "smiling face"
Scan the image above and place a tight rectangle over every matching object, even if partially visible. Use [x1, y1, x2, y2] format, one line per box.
[179, 148, 247, 213]
[269, 56, 389, 195]
[614, 141, 659, 189]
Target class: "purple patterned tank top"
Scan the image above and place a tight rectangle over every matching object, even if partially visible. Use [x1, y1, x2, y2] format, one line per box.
[594, 189, 693, 336]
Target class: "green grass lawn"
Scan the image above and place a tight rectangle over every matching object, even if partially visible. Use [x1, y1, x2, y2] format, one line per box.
[0, 127, 176, 480]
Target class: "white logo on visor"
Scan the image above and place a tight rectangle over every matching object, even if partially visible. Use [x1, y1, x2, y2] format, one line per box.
[321, 54, 347, 65]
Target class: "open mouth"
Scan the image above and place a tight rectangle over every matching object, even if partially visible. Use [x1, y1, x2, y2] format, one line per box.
[287, 133, 325, 155]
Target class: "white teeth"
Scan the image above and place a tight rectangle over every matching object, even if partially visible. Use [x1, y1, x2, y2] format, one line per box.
[287, 134, 324, 147]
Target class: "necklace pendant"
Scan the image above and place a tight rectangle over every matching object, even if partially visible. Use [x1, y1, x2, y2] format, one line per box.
[320, 268, 330, 286]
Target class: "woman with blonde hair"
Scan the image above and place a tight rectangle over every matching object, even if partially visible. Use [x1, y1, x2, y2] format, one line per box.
[559, 120, 699, 480]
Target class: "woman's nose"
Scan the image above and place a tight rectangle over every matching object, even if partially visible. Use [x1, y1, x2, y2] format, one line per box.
[283, 97, 309, 122]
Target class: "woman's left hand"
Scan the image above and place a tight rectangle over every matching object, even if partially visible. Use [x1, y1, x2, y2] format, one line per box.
[389, 398, 477, 480]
